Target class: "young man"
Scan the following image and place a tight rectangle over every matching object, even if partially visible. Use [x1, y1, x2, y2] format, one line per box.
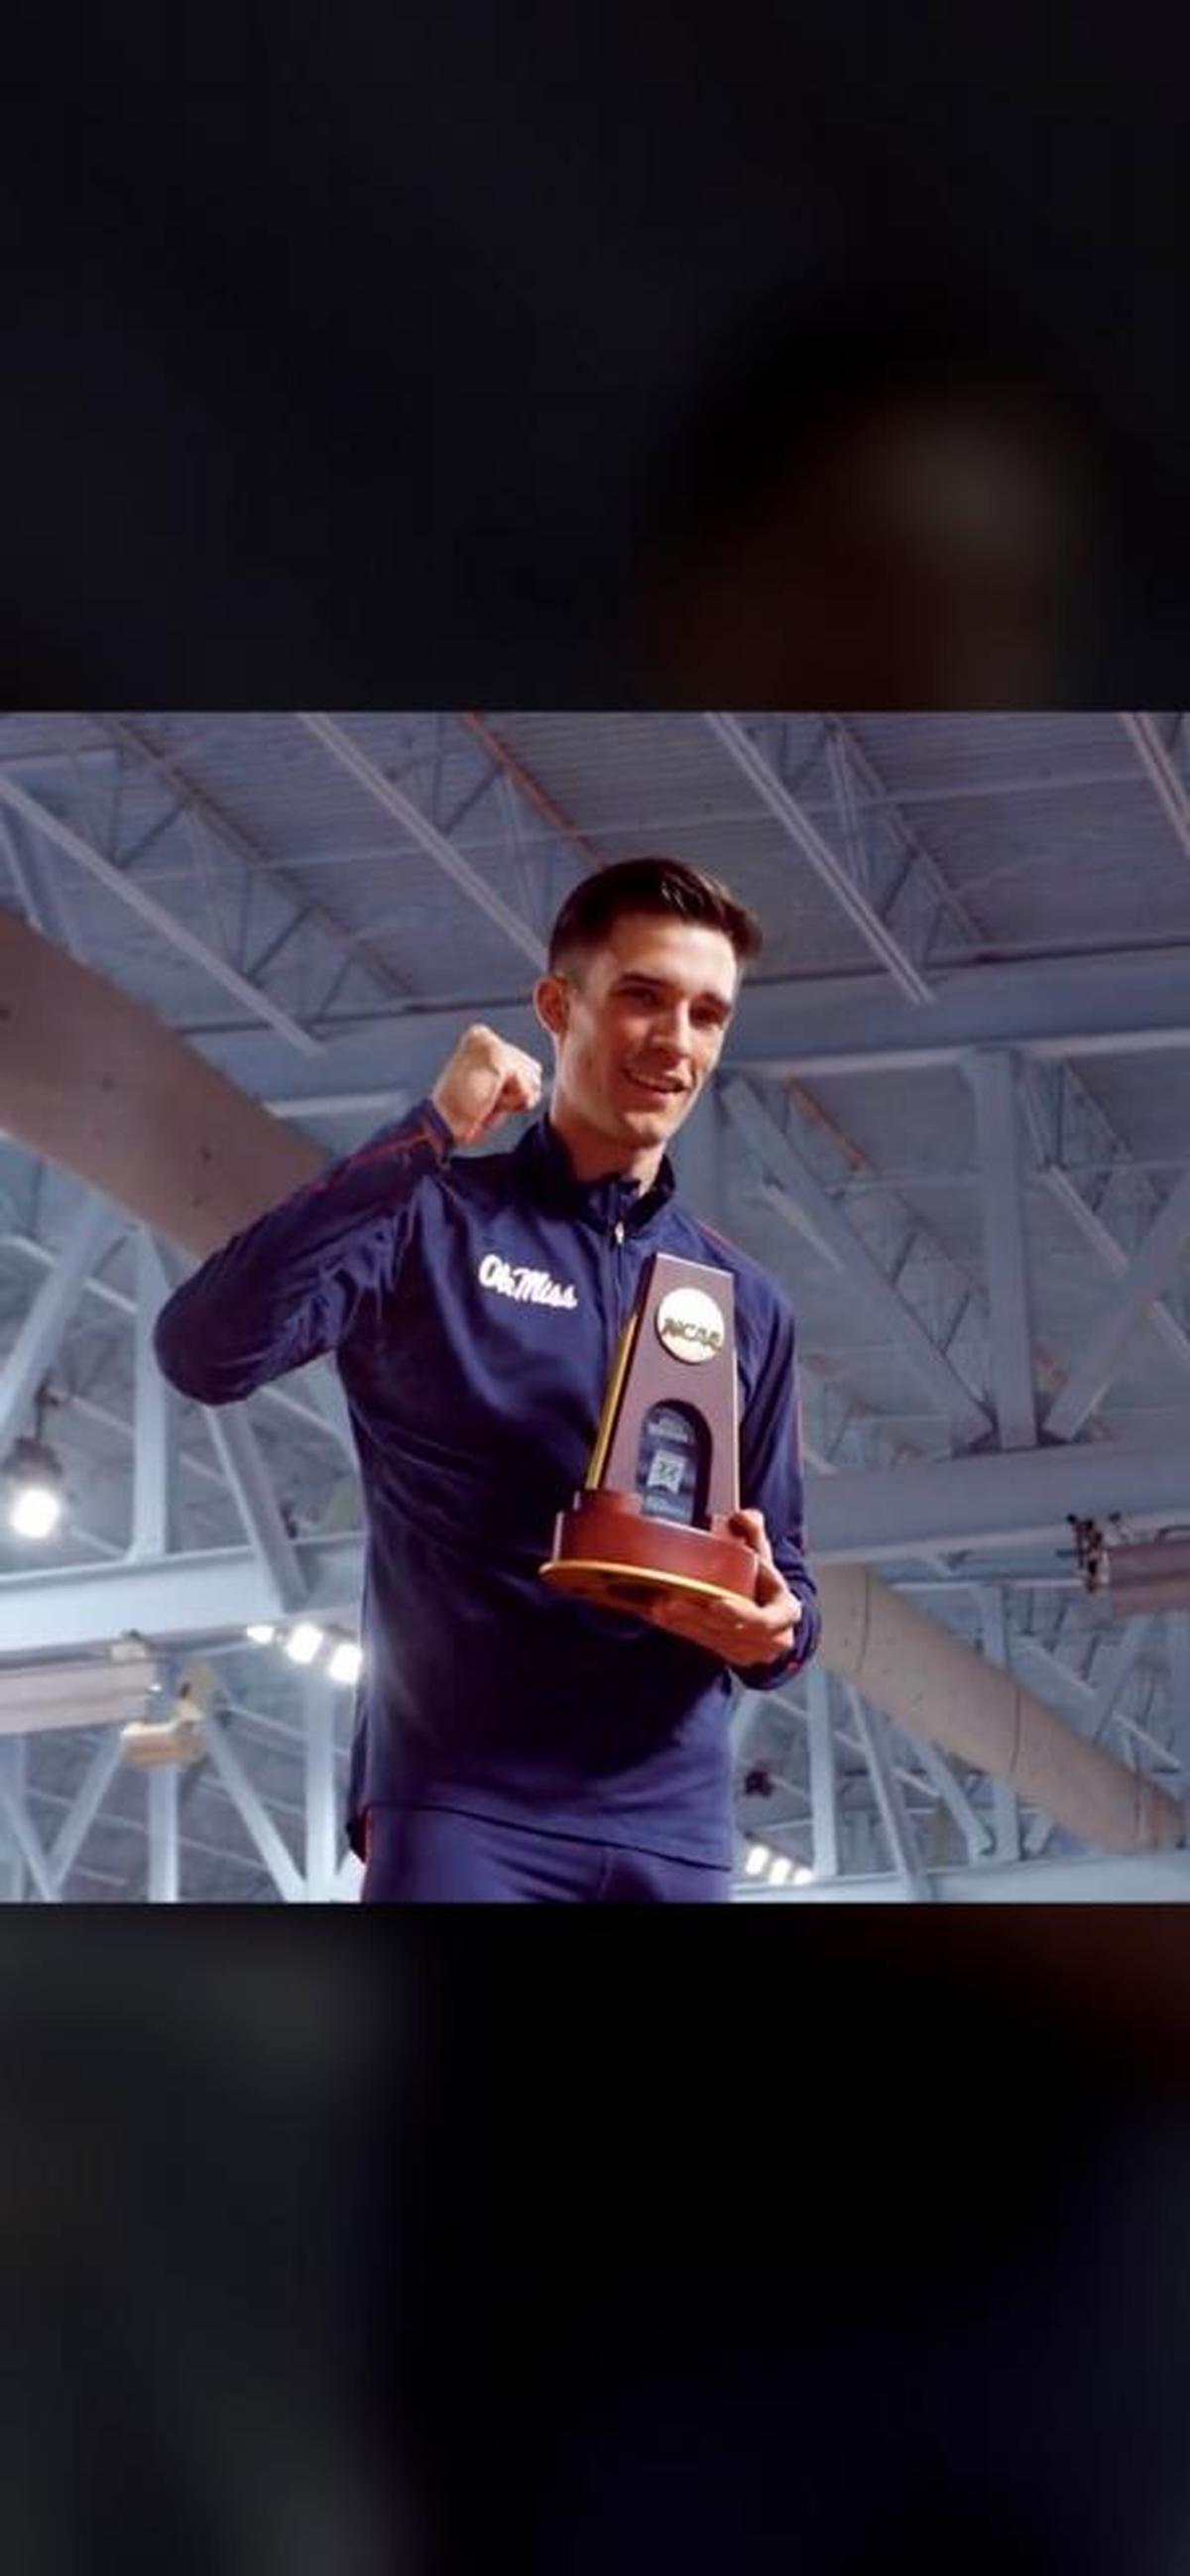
[154, 858, 820, 1901]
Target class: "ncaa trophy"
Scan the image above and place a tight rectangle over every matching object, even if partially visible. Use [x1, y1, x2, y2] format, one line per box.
[539, 1251, 761, 1612]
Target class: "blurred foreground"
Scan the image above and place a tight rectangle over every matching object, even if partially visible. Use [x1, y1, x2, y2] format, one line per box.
[4, 1913, 1190, 2574]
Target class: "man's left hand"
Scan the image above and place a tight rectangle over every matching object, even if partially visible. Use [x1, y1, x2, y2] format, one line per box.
[639, 1508, 802, 1669]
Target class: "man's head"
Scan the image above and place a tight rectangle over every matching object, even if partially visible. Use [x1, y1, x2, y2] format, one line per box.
[534, 857, 762, 1181]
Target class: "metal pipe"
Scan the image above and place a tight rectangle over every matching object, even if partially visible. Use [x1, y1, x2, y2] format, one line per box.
[816, 1564, 1185, 1855]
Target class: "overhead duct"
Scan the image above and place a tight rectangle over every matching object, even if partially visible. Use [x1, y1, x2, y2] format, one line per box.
[817, 1565, 1183, 1855]
[2, 906, 1184, 1856]
[1107, 1537, 1190, 1617]
[0, 907, 322, 1255]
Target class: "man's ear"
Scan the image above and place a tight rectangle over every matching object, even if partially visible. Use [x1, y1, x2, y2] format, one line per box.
[533, 973, 569, 1040]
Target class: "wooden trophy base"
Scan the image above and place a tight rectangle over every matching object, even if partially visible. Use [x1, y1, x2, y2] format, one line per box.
[539, 1489, 760, 1613]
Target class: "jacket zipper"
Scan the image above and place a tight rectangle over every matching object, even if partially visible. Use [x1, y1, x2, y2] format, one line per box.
[605, 1214, 629, 1379]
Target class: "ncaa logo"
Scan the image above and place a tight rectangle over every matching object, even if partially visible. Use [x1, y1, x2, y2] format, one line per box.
[655, 1286, 726, 1365]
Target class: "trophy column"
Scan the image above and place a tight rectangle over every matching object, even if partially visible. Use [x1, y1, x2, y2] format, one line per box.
[539, 1251, 761, 1612]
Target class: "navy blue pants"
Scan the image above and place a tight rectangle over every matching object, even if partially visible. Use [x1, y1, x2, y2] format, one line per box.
[361, 1804, 733, 1903]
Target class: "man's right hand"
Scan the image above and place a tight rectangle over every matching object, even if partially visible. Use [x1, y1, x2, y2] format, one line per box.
[431, 1025, 545, 1147]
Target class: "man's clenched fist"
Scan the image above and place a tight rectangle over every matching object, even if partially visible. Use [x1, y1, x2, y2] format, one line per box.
[431, 1025, 544, 1147]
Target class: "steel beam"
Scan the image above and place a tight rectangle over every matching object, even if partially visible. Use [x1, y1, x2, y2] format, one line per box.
[131, 1231, 173, 1558]
[303, 1673, 339, 1901]
[202, 1713, 306, 1902]
[845, 1687, 932, 1899]
[1170, 1615, 1190, 1779]
[1021, 1050, 1190, 1384]
[1119, 712, 1190, 857]
[0, 770, 321, 1054]
[0, 813, 88, 957]
[1019, 1620, 1158, 1857]
[48, 1728, 124, 1892]
[704, 713, 934, 1002]
[335, 1848, 365, 1901]
[808, 1442, 1190, 1560]
[0, 1738, 27, 1899]
[0, 1743, 58, 1901]
[2, 1229, 354, 1461]
[0, 814, 54, 942]
[1043, 1165, 1190, 1438]
[94, 711, 415, 1011]
[905, 1736, 995, 1861]
[963, 1049, 1036, 1449]
[1039, 1167, 1190, 1371]
[672, 1080, 731, 1232]
[806, 1664, 839, 1879]
[169, 947, 1190, 1116]
[979, 1585, 1020, 1862]
[0, 1191, 121, 1453]
[823, 715, 988, 949]
[0, 1533, 363, 1656]
[721, 1076, 992, 1443]
[298, 713, 548, 971]
[146, 1766, 180, 1902]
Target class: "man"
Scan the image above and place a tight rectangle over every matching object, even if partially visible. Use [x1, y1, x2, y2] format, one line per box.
[154, 857, 819, 1901]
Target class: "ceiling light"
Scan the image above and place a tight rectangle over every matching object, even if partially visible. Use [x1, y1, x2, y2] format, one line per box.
[327, 1639, 363, 1687]
[245, 1623, 277, 1646]
[10, 1479, 63, 1540]
[4, 1434, 65, 1541]
[792, 1865, 815, 1887]
[745, 1841, 772, 1877]
[284, 1622, 325, 1666]
[768, 1855, 793, 1886]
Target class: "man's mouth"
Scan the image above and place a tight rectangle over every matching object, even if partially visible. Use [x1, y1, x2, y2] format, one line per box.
[625, 1070, 689, 1101]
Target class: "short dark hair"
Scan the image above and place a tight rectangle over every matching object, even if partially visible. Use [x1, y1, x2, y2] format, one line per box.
[547, 856, 763, 975]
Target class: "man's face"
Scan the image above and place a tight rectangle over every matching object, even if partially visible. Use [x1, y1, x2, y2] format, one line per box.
[536, 912, 739, 1164]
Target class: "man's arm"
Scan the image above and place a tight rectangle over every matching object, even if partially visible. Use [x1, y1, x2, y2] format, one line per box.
[154, 1027, 543, 1406]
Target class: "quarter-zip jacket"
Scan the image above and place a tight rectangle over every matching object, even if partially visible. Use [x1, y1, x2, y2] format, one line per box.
[154, 1100, 820, 1867]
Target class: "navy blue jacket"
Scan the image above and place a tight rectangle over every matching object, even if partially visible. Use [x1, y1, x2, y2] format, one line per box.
[154, 1100, 819, 1866]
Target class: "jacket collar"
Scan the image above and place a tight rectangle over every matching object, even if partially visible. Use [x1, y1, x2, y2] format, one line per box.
[514, 1115, 677, 1233]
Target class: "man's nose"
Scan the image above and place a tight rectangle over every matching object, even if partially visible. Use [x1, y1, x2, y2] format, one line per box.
[652, 1005, 693, 1052]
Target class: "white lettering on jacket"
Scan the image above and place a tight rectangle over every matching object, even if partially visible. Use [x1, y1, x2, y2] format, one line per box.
[478, 1251, 578, 1309]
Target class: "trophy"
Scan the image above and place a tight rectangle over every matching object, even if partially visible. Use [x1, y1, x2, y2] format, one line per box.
[539, 1251, 761, 1612]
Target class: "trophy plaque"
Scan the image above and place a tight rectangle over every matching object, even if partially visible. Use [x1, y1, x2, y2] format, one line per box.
[539, 1251, 761, 1613]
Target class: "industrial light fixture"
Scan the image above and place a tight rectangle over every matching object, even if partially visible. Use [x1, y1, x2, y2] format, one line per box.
[768, 1855, 793, 1887]
[3, 1383, 66, 1542]
[120, 1659, 214, 1769]
[327, 1638, 364, 1687]
[744, 1841, 772, 1878]
[121, 1709, 207, 1768]
[247, 1620, 363, 1680]
[283, 1621, 326, 1666]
